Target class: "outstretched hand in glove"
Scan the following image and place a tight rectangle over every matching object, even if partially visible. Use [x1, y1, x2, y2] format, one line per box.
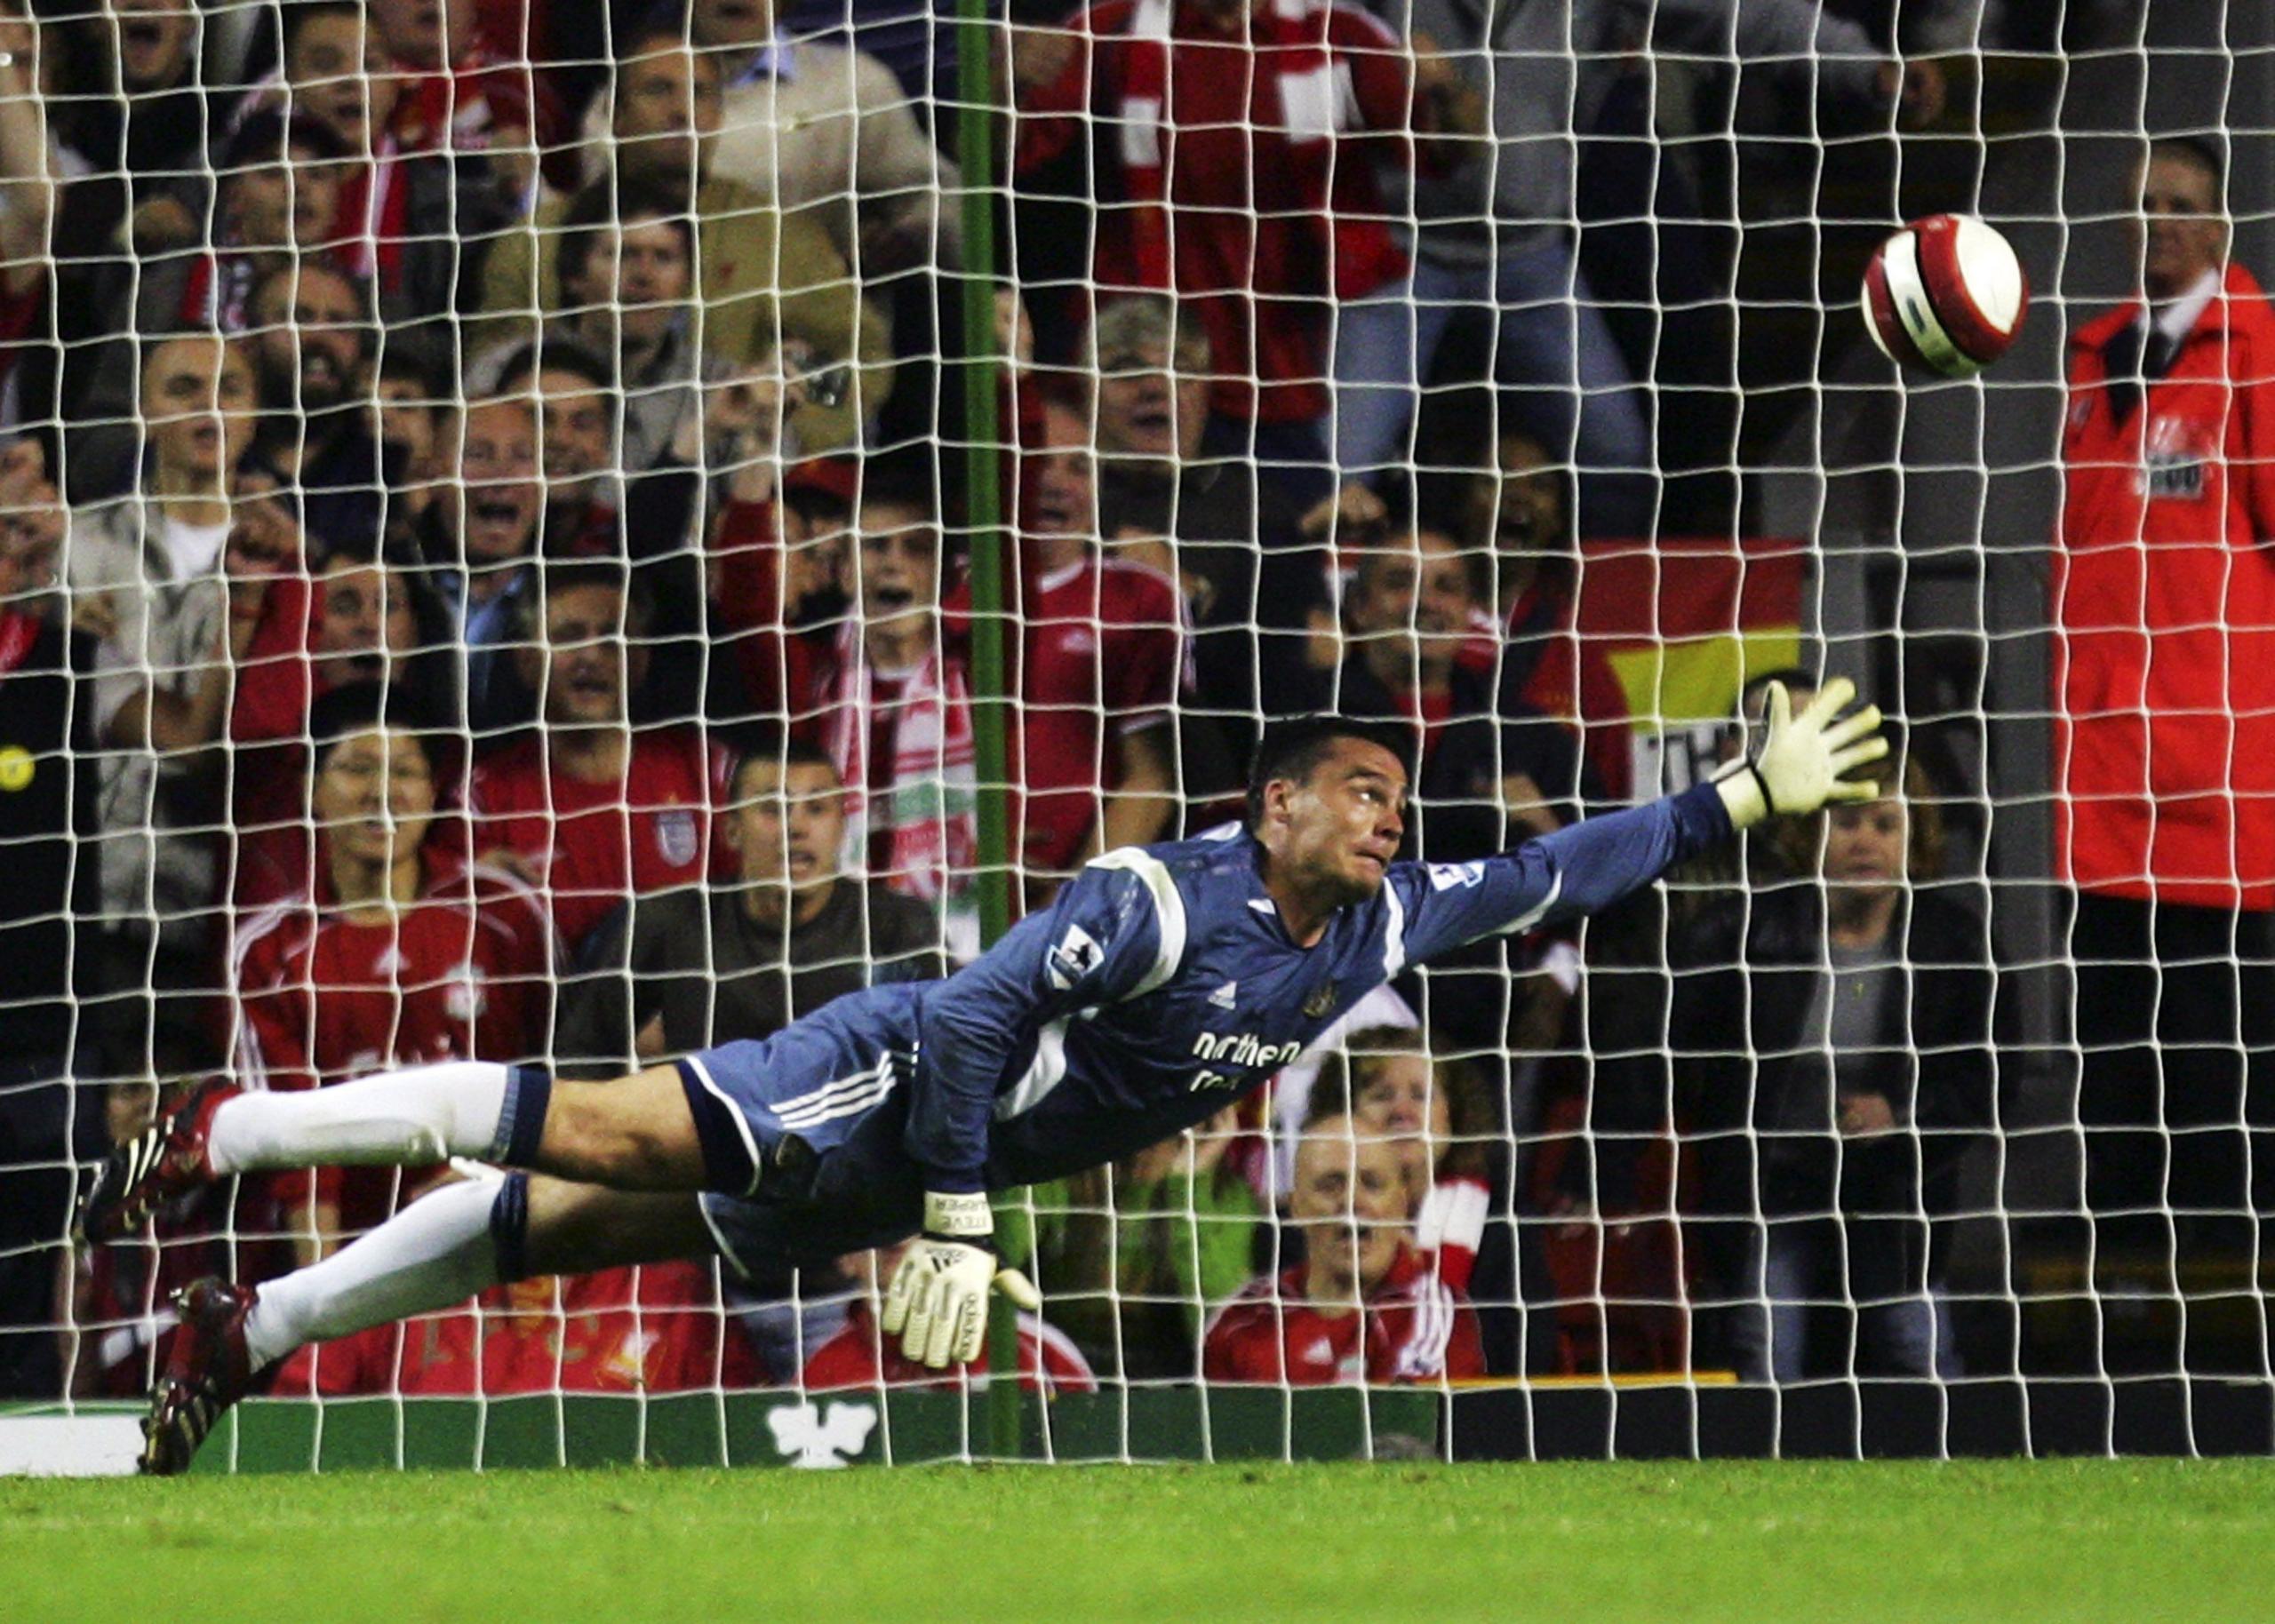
[880, 1192, 1042, 1369]
[1713, 676, 1889, 830]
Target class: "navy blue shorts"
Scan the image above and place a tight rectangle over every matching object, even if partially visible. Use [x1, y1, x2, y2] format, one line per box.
[676, 1023, 929, 1278]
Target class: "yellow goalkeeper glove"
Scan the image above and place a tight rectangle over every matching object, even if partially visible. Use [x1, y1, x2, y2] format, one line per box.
[880, 1191, 1042, 1369]
[1713, 676, 1888, 830]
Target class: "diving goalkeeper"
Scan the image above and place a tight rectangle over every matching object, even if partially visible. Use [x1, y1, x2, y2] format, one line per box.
[83, 688, 1883, 1473]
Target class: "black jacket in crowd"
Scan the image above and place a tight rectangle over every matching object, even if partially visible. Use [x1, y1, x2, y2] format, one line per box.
[555, 878, 946, 1081]
[1671, 881, 2000, 1226]
[0, 615, 97, 1065]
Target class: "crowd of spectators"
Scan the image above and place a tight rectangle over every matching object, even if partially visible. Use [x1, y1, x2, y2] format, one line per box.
[0, 0, 2258, 1403]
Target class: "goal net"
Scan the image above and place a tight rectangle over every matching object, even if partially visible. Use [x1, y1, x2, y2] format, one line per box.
[2, 0, 2269, 1469]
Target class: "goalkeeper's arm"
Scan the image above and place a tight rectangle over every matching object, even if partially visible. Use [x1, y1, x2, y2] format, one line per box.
[1393, 679, 1886, 959]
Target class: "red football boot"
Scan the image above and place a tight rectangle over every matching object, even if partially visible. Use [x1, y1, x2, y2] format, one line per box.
[76, 1079, 241, 1244]
[141, 1278, 261, 1477]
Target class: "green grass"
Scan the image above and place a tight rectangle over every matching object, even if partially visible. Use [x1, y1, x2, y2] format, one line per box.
[8, 1460, 2274, 1622]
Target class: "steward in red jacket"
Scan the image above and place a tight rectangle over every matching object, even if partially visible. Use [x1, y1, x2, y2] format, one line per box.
[2057, 258, 2275, 910]
[2058, 137, 2275, 1295]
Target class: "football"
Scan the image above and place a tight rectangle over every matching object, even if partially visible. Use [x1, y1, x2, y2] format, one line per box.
[1862, 212, 2030, 378]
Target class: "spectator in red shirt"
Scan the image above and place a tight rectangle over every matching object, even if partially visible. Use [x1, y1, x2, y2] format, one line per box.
[1013, 0, 1473, 500]
[235, 683, 551, 1265]
[232, 2, 515, 330]
[372, 0, 568, 197]
[232, 533, 463, 907]
[705, 461, 978, 947]
[275, 1259, 758, 1397]
[803, 1238, 1097, 1396]
[1203, 1112, 1485, 1384]
[1305, 1028, 1497, 1297]
[1085, 294, 1321, 812]
[467, 559, 733, 951]
[1012, 392, 1181, 891]
[2059, 135, 2275, 1270]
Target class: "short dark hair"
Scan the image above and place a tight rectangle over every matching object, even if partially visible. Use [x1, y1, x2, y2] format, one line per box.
[614, 6, 698, 62]
[515, 557, 656, 641]
[2148, 133, 2226, 196]
[375, 338, 456, 410]
[222, 108, 351, 172]
[1245, 715, 1413, 829]
[731, 737, 840, 798]
[493, 331, 617, 399]
[307, 680, 438, 770]
[247, 259, 372, 342]
[857, 451, 941, 525]
[281, 0, 363, 56]
[555, 174, 695, 295]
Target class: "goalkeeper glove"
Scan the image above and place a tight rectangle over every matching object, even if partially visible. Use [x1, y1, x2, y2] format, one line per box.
[1712, 676, 1888, 831]
[880, 1191, 1042, 1369]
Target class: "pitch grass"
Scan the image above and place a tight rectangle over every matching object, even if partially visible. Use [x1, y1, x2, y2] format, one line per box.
[8, 1460, 2275, 1623]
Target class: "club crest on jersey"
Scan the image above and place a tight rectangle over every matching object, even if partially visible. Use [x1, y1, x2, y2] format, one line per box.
[654, 807, 700, 867]
[2141, 415, 2207, 501]
[1046, 923, 1104, 991]
[443, 962, 487, 1023]
[1304, 983, 1337, 1019]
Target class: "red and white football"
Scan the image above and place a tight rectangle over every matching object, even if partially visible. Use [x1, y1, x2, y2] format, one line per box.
[1862, 213, 2030, 378]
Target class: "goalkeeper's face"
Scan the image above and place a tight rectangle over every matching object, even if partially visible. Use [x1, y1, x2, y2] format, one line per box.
[1266, 738, 1408, 908]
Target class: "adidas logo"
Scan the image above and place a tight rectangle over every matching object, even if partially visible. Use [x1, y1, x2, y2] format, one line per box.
[1208, 980, 1238, 1010]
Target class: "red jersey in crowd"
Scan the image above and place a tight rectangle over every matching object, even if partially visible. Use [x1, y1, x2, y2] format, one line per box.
[226, 570, 334, 909]
[708, 496, 819, 721]
[1017, 0, 1420, 426]
[467, 728, 733, 950]
[273, 1263, 759, 1397]
[73, 1202, 236, 1398]
[1415, 1173, 1489, 1296]
[1012, 553, 1184, 875]
[2056, 259, 2275, 910]
[707, 496, 979, 916]
[387, 28, 571, 189]
[1201, 1246, 1486, 1385]
[233, 846, 553, 1238]
[803, 1302, 1098, 1396]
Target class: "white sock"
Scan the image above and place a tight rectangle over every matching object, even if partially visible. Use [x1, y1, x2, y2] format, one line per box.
[209, 1061, 519, 1176]
[243, 1175, 506, 1369]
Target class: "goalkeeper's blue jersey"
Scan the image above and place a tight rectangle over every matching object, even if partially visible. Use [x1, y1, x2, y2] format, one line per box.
[765, 782, 1731, 1196]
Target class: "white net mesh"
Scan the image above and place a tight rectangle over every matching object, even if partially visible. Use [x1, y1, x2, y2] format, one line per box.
[4, 0, 2274, 1469]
